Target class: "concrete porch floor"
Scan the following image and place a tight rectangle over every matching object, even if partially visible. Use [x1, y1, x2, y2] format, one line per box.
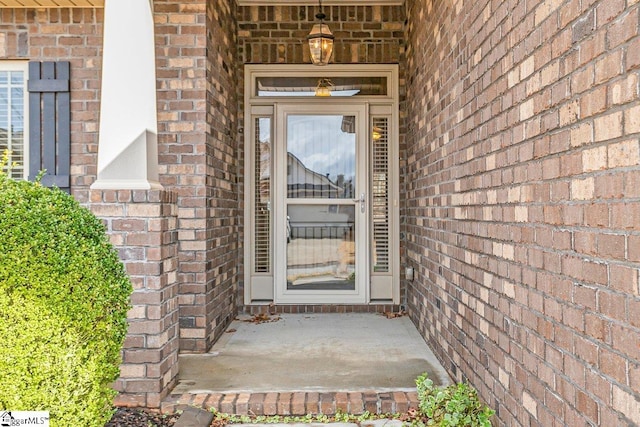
[162, 313, 451, 415]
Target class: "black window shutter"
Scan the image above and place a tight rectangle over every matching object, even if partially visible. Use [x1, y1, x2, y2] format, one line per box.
[27, 61, 71, 191]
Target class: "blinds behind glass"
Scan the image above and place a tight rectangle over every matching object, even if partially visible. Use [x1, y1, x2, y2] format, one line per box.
[254, 117, 271, 273]
[371, 117, 390, 273]
[0, 70, 25, 179]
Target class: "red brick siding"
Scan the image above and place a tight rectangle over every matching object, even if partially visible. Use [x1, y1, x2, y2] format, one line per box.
[205, 0, 240, 347]
[90, 189, 179, 409]
[0, 8, 103, 203]
[237, 5, 405, 64]
[161, 390, 418, 415]
[404, 0, 640, 425]
[155, 0, 209, 353]
[154, 0, 239, 352]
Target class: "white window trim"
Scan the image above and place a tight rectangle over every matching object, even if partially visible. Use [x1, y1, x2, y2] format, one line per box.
[0, 60, 29, 180]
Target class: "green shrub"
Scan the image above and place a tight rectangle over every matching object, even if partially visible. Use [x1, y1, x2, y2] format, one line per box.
[0, 152, 132, 427]
[413, 373, 494, 427]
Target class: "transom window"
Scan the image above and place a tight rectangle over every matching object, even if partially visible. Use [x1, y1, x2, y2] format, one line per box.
[256, 76, 388, 97]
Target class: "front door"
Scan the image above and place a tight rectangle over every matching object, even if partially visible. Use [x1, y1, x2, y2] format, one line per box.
[243, 64, 400, 306]
[273, 104, 368, 304]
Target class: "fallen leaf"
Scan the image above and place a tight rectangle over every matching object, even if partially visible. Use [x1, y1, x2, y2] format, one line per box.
[243, 313, 281, 324]
[269, 302, 278, 315]
[226, 328, 237, 333]
[383, 310, 407, 319]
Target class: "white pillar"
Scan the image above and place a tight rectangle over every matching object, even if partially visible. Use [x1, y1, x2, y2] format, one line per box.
[91, 0, 162, 190]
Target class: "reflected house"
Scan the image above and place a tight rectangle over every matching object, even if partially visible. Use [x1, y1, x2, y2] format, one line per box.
[258, 140, 355, 240]
[284, 149, 355, 288]
[285, 151, 353, 240]
[257, 140, 271, 204]
[286, 151, 344, 199]
[257, 138, 351, 202]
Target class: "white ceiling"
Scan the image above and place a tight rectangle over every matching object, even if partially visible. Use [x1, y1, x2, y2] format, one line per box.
[0, 0, 103, 6]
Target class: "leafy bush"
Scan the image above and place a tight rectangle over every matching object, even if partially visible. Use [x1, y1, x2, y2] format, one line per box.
[412, 373, 494, 427]
[0, 152, 132, 427]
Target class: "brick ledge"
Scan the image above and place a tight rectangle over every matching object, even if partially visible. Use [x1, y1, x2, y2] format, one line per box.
[161, 391, 419, 416]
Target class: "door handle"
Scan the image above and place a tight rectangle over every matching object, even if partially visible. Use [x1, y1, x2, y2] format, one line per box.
[353, 193, 365, 213]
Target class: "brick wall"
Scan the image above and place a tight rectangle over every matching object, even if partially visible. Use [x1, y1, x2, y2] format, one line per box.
[155, 0, 208, 353]
[0, 6, 187, 406]
[205, 0, 240, 345]
[237, 5, 405, 64]
[404, 0, 640, 426]
[154, 0, 239, 352]
[89, 189, 179, 408]
[0, 8, 103, 203]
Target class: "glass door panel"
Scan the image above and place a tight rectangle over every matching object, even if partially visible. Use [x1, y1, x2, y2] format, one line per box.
[275, 106, 367, 303]
[286, 115, 356, 291]
[287, 204, 355, 291]
[286, 115, 356, 199]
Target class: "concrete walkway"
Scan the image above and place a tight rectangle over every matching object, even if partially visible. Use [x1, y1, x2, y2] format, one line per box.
[162, 313, 449, 415]
[174, 313, 449, 393]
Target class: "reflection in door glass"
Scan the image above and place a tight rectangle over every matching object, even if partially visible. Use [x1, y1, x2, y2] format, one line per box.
[286, 204, 356, 291]
[286, 115, 355, 199]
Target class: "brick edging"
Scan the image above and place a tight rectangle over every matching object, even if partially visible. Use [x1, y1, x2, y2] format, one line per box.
[161, 391, 419, 416]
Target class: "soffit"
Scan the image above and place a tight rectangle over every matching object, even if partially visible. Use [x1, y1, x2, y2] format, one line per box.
[0, 0, 401, 7]
[238, 0, 402, 4]
[0, 0, 103, 6]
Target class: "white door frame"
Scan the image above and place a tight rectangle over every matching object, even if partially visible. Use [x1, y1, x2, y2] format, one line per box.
[243, 64, 400, 305]
[273, 103, 369, 304]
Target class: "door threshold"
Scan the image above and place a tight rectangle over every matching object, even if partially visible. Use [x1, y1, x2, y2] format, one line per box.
[242, 303, 401, 315]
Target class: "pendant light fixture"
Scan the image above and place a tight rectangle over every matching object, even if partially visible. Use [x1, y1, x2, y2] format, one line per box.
[307, 0, 334, 66]
[315, 78, 333, 96]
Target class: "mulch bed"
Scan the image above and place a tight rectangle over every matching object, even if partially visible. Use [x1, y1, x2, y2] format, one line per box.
[105, 407, 180, 427]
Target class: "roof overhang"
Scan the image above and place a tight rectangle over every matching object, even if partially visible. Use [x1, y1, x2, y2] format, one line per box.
[0, 0, 103, 6]
[0, 0, 402, 7]
[238, 0, 402, 4]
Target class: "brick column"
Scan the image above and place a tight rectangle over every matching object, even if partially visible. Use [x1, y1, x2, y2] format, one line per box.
[89, 189, 179, 408]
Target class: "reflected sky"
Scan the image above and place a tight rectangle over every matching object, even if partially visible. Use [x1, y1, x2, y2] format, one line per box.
[287, 115, 356, 183]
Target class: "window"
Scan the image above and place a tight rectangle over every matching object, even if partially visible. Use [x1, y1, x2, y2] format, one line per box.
[256, 76, 388, 97]
[0, 61, 28, 179]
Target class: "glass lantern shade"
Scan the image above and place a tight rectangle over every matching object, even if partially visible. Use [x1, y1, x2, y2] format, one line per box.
[307, 23, 334, 66]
